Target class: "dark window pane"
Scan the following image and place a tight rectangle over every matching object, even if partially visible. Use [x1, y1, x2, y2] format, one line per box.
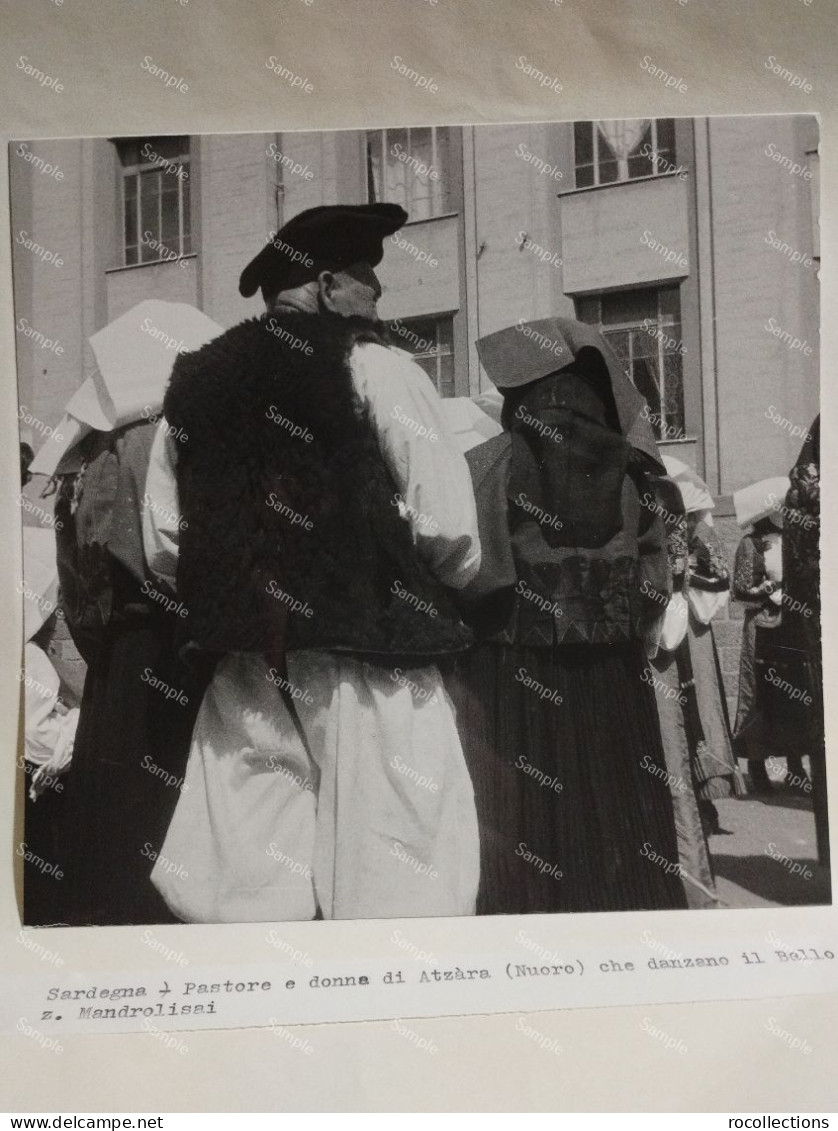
[161, 187, 179, 245]
[123, 193, 137, 257]
[598, 160, 619, 184]
[600, 288, 656, 326]
[576, 296, 599, 324]
[124, 244, 138, 266]
[575, 164, 594, 188]
[574, 121, 593, 166]
[656, 118, 676, 161]
[628, 151, 654, 178]
[662, 352, 685, 435]
[658, 284, 681, 320]
[632, 354, 662, 420]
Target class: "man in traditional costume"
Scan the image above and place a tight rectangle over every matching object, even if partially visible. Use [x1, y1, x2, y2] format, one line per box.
[143, 204, 482, 922]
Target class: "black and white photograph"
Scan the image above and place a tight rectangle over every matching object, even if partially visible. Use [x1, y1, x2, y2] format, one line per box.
[12, 113, 826, 931]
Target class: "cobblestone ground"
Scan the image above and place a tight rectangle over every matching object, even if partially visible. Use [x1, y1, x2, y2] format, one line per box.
[710, 757, 831, 907]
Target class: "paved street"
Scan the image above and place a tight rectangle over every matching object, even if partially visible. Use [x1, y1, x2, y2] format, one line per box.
[709, 758, 830, 907]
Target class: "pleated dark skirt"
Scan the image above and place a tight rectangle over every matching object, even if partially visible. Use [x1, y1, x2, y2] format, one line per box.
[446, 640, 688, 915]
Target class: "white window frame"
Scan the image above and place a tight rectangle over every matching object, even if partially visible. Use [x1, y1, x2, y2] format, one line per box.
[120, 144, 191, 266]
[574, 119, 675, 188]
[366, 127, 450, 218]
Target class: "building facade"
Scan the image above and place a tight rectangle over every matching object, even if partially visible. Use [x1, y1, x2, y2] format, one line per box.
[11, 116, 820, 702]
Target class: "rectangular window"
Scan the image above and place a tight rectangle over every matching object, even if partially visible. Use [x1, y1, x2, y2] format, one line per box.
[576, 286, 685, 441]
[391, 315, 455, 398]
[574, 119, 676, 189]
[366, 127, 452, 220]
[116, 137, 191, 266]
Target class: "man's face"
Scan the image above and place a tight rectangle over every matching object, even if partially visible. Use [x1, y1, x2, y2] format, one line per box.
[318, 261, 382, 319]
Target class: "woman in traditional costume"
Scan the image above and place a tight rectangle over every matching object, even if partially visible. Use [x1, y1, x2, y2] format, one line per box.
[447, 317, 687, 914]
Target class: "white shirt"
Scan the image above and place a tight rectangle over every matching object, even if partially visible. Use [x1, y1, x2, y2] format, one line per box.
[142, 341, 480, 594]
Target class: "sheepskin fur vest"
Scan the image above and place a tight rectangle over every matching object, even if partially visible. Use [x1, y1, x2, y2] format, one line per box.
[163, 311, 472, 662]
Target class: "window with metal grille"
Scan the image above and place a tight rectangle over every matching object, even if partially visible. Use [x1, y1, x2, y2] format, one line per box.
[366, 127, 452, 221]
[576, 286, 685, 441]
[116, 137, 192, 266]
[391, 315, 455, 398]
[574, 119, 677, 188]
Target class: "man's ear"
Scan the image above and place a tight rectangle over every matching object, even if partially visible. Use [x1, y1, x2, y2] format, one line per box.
[317, 270, 339, 312]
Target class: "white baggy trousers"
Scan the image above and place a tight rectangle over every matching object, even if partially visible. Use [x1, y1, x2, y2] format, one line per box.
[152, 652, 480, 922]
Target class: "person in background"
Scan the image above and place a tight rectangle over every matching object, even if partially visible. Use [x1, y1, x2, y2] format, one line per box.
[732, 479, 805, 793]
[781, 416, 827, 864]
[39, 301, 222, 925]
[19, 526, 79, 925]
[446, 317, 687, 915]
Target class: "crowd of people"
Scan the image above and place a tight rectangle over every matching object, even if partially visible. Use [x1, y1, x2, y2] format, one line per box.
[17, 202, 825, 926]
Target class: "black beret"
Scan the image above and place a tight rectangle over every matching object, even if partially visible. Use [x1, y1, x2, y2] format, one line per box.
[239, 203, 408, 298]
